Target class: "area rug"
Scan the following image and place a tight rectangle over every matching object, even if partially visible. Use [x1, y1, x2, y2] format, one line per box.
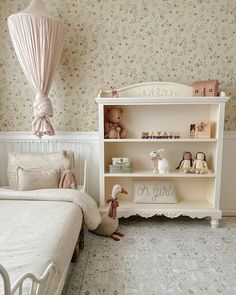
[63, 216, 236, 295]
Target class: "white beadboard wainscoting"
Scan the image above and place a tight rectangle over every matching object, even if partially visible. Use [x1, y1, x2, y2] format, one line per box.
[0, 132, 100, 203]
[220, 132, 236, 216]
[0, 131, 235, 215]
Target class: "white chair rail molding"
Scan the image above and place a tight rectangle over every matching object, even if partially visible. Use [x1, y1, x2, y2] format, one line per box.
[0, 100, 236, 223]
[0, 124, 235, 220]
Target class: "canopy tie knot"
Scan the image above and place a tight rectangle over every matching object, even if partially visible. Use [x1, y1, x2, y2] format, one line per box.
[33, 92, 53, 119]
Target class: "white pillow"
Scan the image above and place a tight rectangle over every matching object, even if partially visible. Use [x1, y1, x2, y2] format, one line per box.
[8, 151, 71, 189]
[17, 168, 59, 191]
[133, 180, 177, 204]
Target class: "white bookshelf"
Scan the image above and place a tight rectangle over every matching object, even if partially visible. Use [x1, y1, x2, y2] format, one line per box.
[96, 82, 229, 228]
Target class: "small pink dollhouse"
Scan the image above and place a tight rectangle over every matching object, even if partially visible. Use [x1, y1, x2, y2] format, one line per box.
[192, 80, 219, 97]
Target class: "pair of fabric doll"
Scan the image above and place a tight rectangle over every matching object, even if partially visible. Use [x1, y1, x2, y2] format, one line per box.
[176, 151, 209, 174]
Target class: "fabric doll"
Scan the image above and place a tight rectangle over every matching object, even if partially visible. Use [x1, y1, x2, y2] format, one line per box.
[59, 169, 77, 189]
[192, 152, 209, 174]
[176, 151, 193, 173]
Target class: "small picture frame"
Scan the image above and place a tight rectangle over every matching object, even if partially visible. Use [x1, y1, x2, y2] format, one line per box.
[190, 121, 211, 138]
[190, 124, 196, 138]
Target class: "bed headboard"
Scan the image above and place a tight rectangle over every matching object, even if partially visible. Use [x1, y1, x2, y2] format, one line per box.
[0, 132, 100, 202]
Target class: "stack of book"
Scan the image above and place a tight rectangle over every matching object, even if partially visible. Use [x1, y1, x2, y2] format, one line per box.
[109, 158, 132, 173]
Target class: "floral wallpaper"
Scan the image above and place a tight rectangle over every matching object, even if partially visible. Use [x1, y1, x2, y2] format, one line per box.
[0, 0, 235, 131]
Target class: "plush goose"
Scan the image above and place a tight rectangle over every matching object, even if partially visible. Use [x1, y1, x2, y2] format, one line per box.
[91, 184, 127, 241]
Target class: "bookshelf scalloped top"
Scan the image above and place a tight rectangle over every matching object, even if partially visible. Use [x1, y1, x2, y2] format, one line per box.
[95, 82, 229, 104]
[99, 82, 192, 98]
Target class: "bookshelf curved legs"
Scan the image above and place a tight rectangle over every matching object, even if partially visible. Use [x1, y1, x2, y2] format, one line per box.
[100, 207, 222, 228]
[210, 218, 220, 229]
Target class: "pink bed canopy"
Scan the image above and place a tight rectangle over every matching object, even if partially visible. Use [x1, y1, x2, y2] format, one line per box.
[8, 0, 65, 137]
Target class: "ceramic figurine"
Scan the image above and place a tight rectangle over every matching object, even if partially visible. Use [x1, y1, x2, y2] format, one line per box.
[176, 151, 193, 173]
[111, 87, 119, 98]
[91, 184, 127, 241]
[192, 152, 209, 174]
[150, 149, 169, 174]
[150, 150, 158, 173]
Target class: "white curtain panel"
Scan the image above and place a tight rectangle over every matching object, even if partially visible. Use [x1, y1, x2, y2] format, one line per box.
[8, 3, 65, 137]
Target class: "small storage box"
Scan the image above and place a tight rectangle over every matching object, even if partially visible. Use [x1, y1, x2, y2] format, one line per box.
[109, 164, 132, 173]
[112, 158, 131, 166]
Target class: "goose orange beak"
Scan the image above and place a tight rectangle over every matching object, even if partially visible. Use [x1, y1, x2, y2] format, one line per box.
[121, 188, 128, 194]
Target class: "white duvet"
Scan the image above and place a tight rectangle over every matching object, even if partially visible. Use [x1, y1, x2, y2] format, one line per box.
[0, 188, 101, 230]
[0, 189, 101, 294]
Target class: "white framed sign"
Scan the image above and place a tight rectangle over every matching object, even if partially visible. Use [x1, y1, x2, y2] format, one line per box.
[134, 180, 177, 204]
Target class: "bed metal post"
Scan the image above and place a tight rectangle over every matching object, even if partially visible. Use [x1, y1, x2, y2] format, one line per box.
[79, 225, 85, 250]
[82, 160, 87, 192]
[0, 264, 11, 295]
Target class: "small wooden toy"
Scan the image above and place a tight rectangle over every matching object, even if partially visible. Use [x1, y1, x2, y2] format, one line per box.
[141, 131, 180, 139]
[192, 80, 219, 97]
[149, 131, 155, 139]
[142, 132, 149, 139]
[163, 131, 168, 138]
[169, 132, 174, 139]
[157, 131, 161, 138]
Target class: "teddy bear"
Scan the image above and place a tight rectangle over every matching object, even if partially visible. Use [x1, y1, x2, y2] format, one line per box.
[104, 107, 127, 139]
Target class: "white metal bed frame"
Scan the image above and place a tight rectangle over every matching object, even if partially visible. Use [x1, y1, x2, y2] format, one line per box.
[0, 263, 59, 295]
[0, 137, 89, 295]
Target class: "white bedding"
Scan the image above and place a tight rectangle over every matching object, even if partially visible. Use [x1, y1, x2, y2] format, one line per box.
[0, 189, 101, 294]
[0, 188, 101, 230]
